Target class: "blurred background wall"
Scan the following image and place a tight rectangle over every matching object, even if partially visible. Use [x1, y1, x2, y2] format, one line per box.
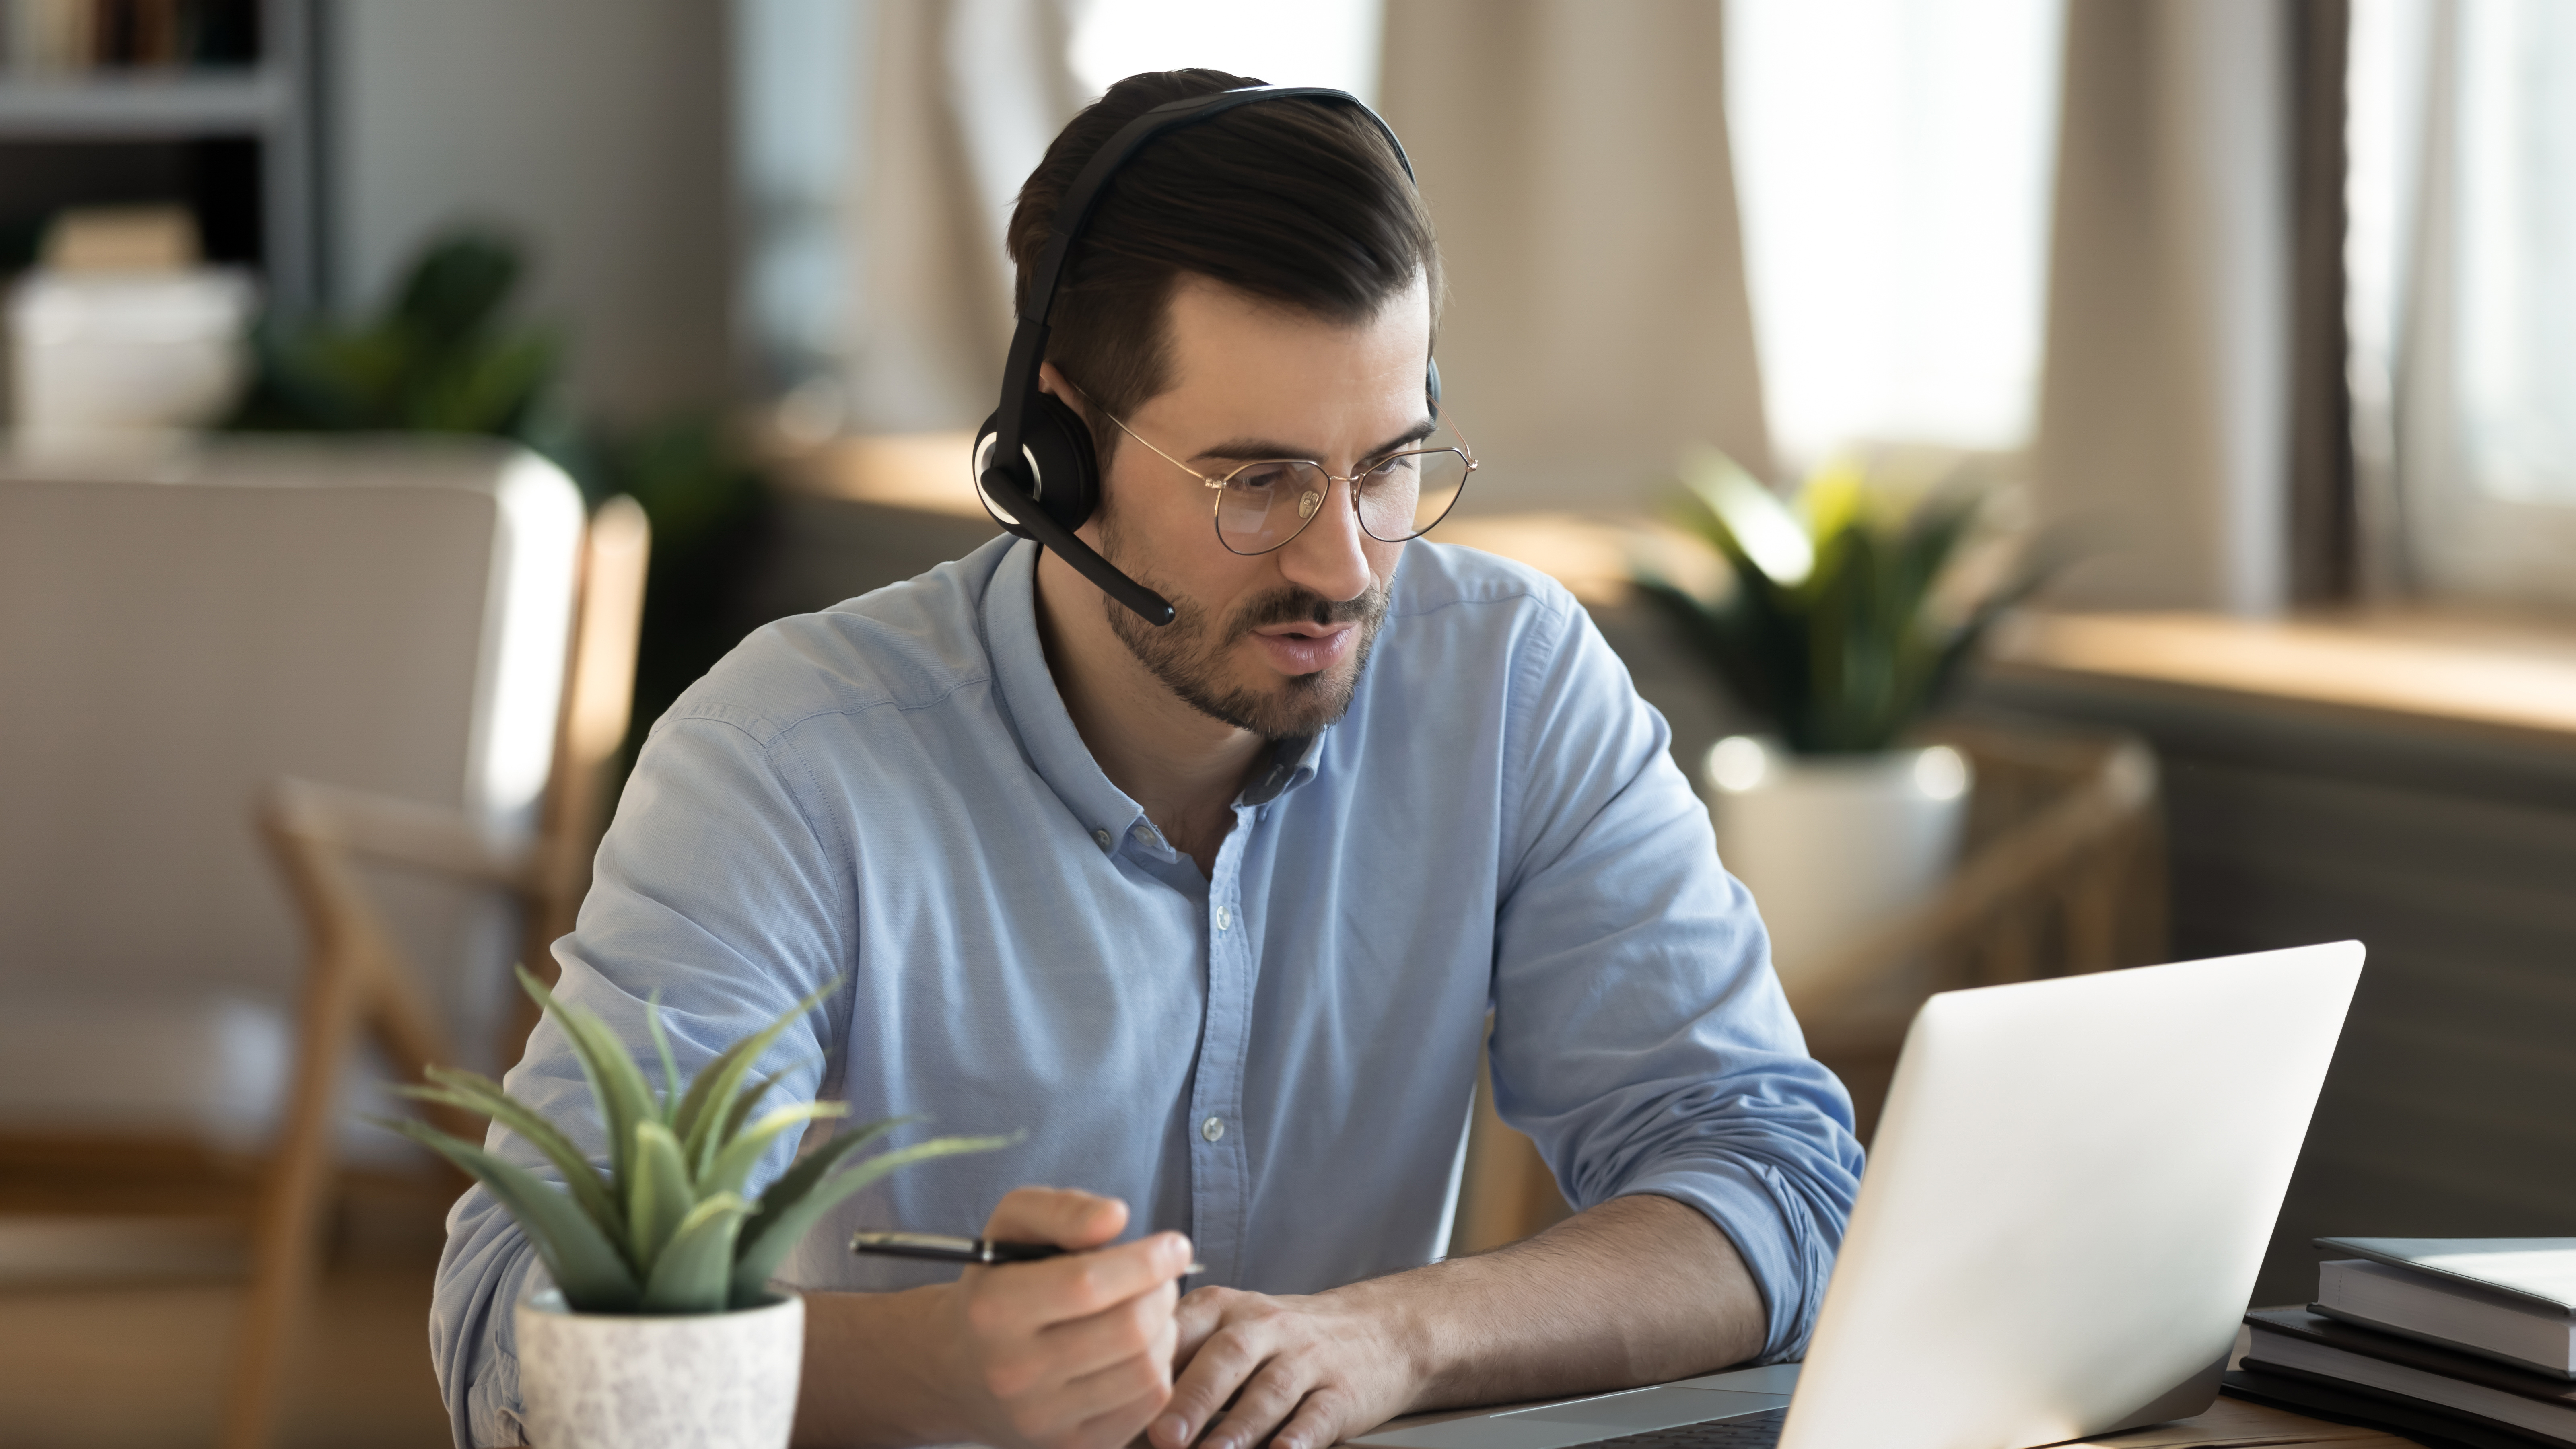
[329, 0, 734, 420]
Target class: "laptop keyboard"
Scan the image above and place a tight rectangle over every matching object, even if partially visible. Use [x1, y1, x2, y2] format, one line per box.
[1559, 1407, 1789, 1449]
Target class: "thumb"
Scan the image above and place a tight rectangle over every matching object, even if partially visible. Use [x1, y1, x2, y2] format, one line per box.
[981, 1185, 1129, 1251]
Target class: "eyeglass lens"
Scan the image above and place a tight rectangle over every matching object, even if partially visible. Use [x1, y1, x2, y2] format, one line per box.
[1213, 448, 1474, 554]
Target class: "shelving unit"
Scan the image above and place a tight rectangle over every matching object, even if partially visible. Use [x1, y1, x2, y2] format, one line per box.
[0, 0, 318, 305]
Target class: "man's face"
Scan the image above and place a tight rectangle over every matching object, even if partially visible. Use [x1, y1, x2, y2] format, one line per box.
[1071, 273, 1434, 741]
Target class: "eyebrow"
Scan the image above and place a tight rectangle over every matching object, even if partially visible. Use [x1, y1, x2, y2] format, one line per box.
[1192, 417, 1439, 467]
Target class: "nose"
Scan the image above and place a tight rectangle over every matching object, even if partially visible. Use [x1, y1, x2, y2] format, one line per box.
[1274, 473, 1373, 603]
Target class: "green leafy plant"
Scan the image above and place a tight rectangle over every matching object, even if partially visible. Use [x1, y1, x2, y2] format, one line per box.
[226, 231, 573, 450]
[383, 967, 1010, 1315]
[1635, 447, 2049, 755]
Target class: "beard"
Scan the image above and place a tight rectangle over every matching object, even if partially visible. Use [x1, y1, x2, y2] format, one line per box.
[1095, 512, 1391, 741]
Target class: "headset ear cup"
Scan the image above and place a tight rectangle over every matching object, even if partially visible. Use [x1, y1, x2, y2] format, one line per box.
[1021, 391, 1102, 532]
[972, 410, 1036, 539]
[973, 390, 1102, 538]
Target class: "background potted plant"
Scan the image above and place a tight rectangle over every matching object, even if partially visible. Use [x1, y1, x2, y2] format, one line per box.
[386, 968, 1007, 1449]
[1634, 446, 2048, 990]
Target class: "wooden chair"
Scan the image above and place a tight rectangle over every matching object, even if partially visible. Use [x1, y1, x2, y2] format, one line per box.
[1449, 718, 2166, 1249]
[0, 443, 645, 1448]
[226, 493, 647, 1448]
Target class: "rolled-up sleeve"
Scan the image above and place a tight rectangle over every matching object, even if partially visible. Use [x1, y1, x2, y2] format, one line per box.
[430, 705, 855, 1447]
[1487, 600, 1864, 1363]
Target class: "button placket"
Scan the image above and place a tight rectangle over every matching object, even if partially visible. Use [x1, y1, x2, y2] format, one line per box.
[1184, 802, 1263, 1283]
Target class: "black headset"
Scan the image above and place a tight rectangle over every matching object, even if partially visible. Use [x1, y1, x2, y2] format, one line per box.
[973, 84, 1439, 627]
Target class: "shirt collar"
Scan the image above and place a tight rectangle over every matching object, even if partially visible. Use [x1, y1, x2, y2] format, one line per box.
[983, 540, 1149, 850]
[980, 541, 1331, 849]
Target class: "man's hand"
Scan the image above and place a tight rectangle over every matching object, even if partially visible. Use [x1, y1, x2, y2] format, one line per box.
[795, 1193, 1756, 1449]
[1149, 1286, 1419, 1449]
[944, 1187, 1197, 1449]
[1141, 1195, 1764, 1449]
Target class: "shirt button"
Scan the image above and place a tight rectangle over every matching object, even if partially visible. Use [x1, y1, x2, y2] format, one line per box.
[1200, 1115, 1226, 1143]
[1214, 904, 1233, 931]
[1091, 828, 1113, 851]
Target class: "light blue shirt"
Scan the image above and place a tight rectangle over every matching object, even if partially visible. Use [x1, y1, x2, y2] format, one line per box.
[431, 535, 1862, 1447]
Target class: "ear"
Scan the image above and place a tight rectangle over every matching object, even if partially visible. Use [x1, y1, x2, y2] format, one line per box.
[1037, 362, 1089, 420]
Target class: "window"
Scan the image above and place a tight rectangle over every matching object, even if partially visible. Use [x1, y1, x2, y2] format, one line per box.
[1725, 0, 2066, 473]
[2354, 0, 2576, 605]
[1069, 0, 1381, 103]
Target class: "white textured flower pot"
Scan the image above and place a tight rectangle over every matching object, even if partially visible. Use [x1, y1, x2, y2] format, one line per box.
[515, 1289, 803, 1449]
[1705, 737, 1973, 990]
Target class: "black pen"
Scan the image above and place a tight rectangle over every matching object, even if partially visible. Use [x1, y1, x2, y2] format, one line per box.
[851, 1230, 1204, 1274]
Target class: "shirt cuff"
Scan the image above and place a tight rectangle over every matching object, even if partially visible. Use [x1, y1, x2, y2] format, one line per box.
[1621, 1157, 1838, 1363]
[468, 1344, 527, 1449]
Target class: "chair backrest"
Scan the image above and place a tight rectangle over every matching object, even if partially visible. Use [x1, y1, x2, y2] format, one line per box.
[0, 438, 586, 1066]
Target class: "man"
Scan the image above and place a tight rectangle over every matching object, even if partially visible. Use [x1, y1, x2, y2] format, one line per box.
[433, 70, 1862, 1449]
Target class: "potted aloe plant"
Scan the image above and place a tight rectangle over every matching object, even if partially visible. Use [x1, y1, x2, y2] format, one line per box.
[1634, 446, 2047, 986]
[387, 968, 1007, 1449]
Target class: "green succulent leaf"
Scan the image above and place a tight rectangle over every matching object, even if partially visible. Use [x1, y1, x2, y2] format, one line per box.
[673, 978, 843, 1177]
[731, 1131, 1015, 1307]
[1643, 449, 2053, 753]
[391, 963, 1012, 1318]
[396, 1072, 621, 1242]
[704, 1100, 850, 1199]
[733, 1115, 906, 1245]
[720, 1068, 793, 1144]
[645, 990, 682, 1123]
[516, 965, 658, 1208]
[641, 1192, 753, 1315]
[376, 1118, 640, 1312]
[628, 1120, 696, 1272]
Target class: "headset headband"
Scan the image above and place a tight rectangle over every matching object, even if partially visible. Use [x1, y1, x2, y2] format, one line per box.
[993, 86, 1415, 486]
[981, 84, 1423, 626]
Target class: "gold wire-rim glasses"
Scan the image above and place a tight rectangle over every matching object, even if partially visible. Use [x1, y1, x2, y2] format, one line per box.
[1083, 395, 1478, 556]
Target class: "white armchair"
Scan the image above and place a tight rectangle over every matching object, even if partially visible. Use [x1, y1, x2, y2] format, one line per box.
[0, 437, 647, 1447]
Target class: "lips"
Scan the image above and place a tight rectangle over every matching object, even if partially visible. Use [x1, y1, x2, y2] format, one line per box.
[1250, 624, 1357, 676]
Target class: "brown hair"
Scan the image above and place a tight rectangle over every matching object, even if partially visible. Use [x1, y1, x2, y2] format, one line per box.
[1005, 70, 1442, 461]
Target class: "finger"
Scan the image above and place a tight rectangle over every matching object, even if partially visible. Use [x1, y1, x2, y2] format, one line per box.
[1199, 1360, 1311, 1449]
[968, 1234, 1193, 1352]
[1016, 1337, 1175, 1445]
[1005, 1231, 1195, 1322]
[982, 1185, 1131, 1250]
[1268, 1387, 1356, 1449]
[1172, 1285, 1232, 1367]
[1157, 1317, 1273, 1449]
[1070, 1380, 1179, 1449]
[1028, 1277, 1180, 1387]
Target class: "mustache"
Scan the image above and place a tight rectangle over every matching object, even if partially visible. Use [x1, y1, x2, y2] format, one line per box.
[1228, 581, 1388, 636]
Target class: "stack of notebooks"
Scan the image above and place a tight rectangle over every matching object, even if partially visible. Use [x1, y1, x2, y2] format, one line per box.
[2228, 1237, 2576, 1449]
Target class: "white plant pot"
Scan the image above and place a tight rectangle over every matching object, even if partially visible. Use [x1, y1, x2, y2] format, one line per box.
[1705, 737, 1973, 992]
[515, 1289, 803, 1449]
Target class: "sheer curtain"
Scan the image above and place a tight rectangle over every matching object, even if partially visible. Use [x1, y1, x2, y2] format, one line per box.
[737, 0, 1087, 440]
[2032, 0, 2296, 613]
[738, 0, 1390, 441]
[1379, 0, 1773, 515]
[2353, 0, 2576, 607]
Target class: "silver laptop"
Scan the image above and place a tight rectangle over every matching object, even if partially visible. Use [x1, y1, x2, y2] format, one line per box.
[1356, 942, 2364, 1449]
